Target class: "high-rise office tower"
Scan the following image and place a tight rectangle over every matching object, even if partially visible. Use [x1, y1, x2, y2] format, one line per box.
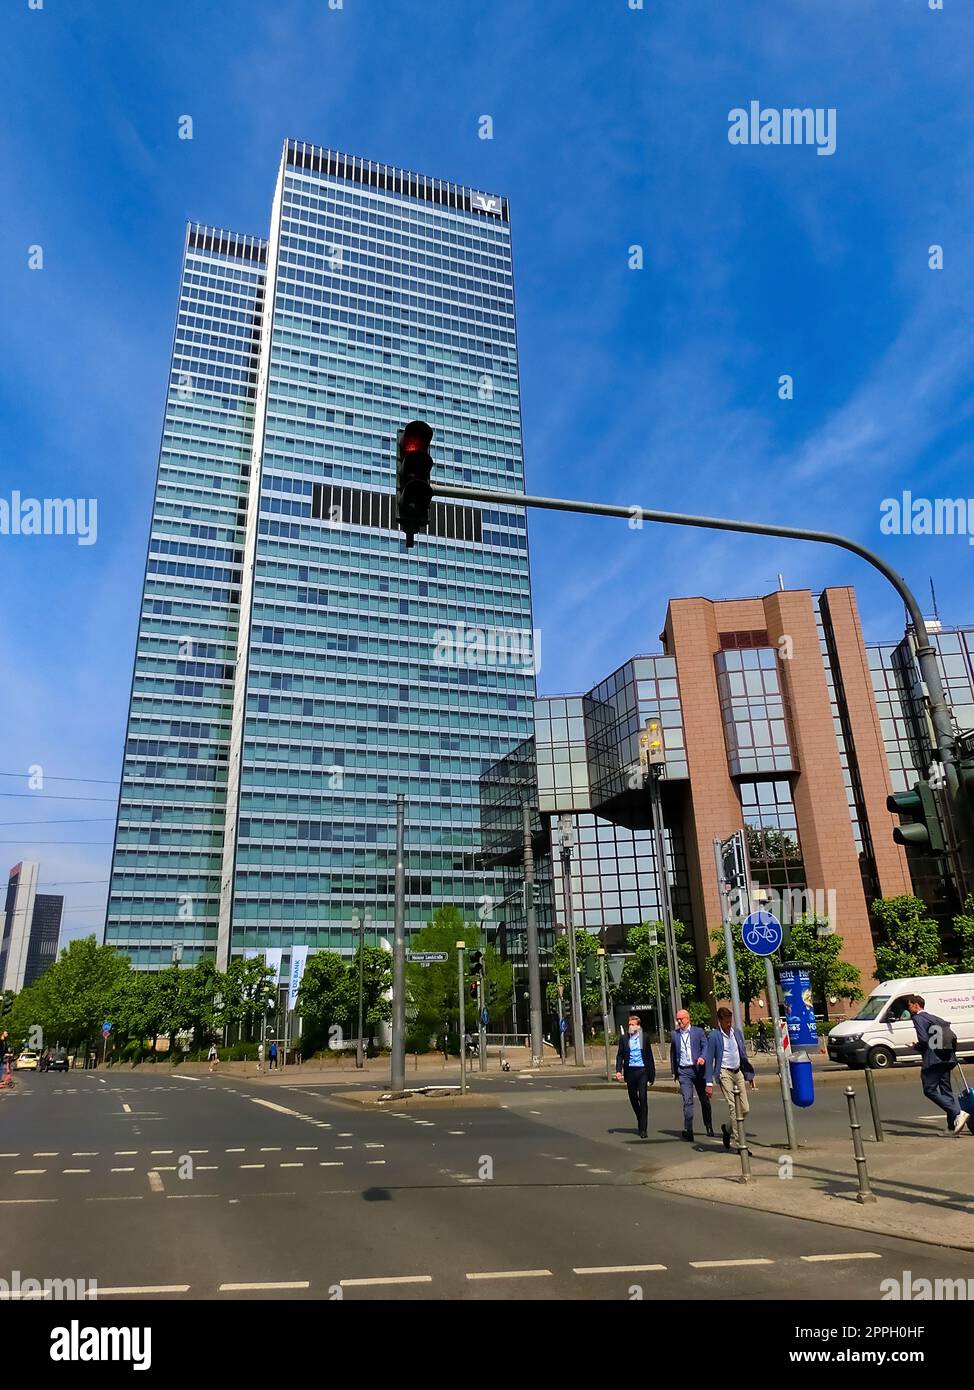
[1, 862, 63, 992]
[106, 140, 535, 970]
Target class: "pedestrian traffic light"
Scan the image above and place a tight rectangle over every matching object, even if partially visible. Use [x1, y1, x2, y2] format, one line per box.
[396, 420, 434, 548]
[469, 980, 479, 998]
[469, 949, 484, 977]
[639, 718, 665, 768]
[887, 779, 945, 854]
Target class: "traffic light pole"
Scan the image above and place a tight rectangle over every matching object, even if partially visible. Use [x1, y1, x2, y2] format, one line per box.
[647, 767, 681, 1023]
[456, 941, 466, 1096]
[433, 480, 969, 890]
[391, 794, 406, 1094]
[522, 801, 544, 1067]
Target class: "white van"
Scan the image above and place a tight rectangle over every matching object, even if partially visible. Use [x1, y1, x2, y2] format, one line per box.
[827, 974, 974, 1070]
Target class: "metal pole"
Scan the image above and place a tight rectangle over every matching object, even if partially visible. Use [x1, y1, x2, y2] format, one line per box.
[863, 1066, 885, 1142]
[713, 837, 744, 1036]
[845, 1086, 877, 1202]
[764, 957, 798, 1152]
[477, 974, 486, 1073]
[733, 1082, 752, 1185]
[456, 942, 466, 1095]
[391, 793, 406, 1093]
[555, 969, 566, 1063]
[648, 771, 681, 1019]
[597, 950, 613, 1081]
[355, 914, 365, 1070]
[431, 478, 968, 892]
[561, 842, 585, 1066]
[522, 802, 544, 1066]
[652, 943, 665, 1052]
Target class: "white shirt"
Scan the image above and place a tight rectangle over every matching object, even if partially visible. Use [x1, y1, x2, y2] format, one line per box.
[720, 1027, 741, 1070]
[678, 1028, 693, 1067]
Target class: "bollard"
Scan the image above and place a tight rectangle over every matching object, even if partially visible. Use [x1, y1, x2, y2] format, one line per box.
[863, 1066, 885, 1142]
[844, 1086, 877, 1203]
[733, 1082, 752, 1185]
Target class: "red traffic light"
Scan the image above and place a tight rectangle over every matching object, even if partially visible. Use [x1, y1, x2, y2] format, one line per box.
[398, 420, 433, 457]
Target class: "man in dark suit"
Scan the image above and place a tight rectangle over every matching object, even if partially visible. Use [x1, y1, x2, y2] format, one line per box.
[705, 1007, 756, 1150]
[670, 1008, 714, 1141]
[906, 994, 969, 1134]
[615, 1014, 655, 1139]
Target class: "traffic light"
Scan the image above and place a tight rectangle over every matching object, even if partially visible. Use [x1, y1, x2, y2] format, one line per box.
[887, 779, 945, 854]
[469, 949, 484, 977]
[396, 420, 434, 548]
[639, 718, 665, 768]
[469, 980, 479, 998]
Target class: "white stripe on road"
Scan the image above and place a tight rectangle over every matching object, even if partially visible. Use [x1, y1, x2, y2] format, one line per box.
[466, 1269, 552, 1281]
[171, 1075, 200, 1081]
[15, 1169, 46, 1175]
[240, 1164, 265, 1169]
[800, 1252, 882, 1263]
[33, 1152, 58, 1157]
[0, 1198, 57, 1204]
[220, 1281, 310, 1292]
[340, 1275, 432, 1288]
[122, 1104, 131, 1113]
[96, 1285, 190, 1295]
[72, 1152, 97, 1157]
[115, 1151, 137, 1156]
[689, 1258, 774, 1269]
[573, 1264, 667, 1275]
[111, 1168, 135, 1173]
[319, 1161, 343, 1167]
[147, 1171, 164, 1193]
[63, 1169, 91, 1174]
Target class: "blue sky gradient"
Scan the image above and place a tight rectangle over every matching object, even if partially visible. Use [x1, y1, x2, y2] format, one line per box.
[1, 0, 971, 941]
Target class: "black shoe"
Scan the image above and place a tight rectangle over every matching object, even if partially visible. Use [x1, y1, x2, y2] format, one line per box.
[638, 1129, 648, 1139]
[706, 1126, 716, 1138]
[721, 1124, 731, 1151]
[681, 1129, 693, 1141]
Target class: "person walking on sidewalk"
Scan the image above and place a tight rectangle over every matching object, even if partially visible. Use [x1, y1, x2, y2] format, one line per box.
[906, 994, 970, 1134]
[670, 1009, 714, 1141]
[257, 1041, 264, 1074]
[705, 1007, 756, 1150]
[207, 1043, 219, 1073]
[615, 1014, 655, 1139]
[269, 1040, 278, 1070]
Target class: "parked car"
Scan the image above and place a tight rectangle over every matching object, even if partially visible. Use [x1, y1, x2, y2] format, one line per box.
[827, 974, 974, 1069]
[47, 1050, 70, 1072]
[14, 1051, 39, 1070]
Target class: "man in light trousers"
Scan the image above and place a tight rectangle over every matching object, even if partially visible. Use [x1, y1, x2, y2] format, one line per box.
[705, 1006, 756, 1150]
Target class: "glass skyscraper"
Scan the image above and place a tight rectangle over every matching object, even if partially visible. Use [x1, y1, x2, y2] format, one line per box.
[106, 140, 535, 970]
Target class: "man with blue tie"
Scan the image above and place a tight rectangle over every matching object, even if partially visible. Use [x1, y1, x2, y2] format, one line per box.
[670, 1009, 715, 1141]
[705, 1006, 756, 1150]
[615, 1014, 655, 1139]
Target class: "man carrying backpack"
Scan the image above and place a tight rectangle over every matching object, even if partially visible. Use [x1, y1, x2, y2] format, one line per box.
[906, 994, 970, 1134]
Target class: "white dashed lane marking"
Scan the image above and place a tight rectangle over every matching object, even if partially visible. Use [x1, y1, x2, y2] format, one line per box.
[340, 1275, 432, 1288]
[689, 1258, 774, 1269]
[466, 1269, 552, 1281]
[220, 1281, 309, 1292]
[574, 1264, 667, 1275]
[800, 1252, 882, 1263]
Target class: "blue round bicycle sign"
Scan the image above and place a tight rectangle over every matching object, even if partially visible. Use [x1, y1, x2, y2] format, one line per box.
[741, 910, 782, 957]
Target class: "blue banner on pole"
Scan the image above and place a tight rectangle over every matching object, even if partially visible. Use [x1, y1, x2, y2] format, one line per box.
[779, 964, 818, 1048]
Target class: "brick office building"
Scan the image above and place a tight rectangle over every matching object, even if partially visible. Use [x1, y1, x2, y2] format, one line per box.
[482, 585, 968, 1013]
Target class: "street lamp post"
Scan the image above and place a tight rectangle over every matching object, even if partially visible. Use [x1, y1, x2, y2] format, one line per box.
[558, 814, 585, 1066]
[522, 801, 544, 1066]
[391, 794, 407, 1094]
[354, 913, 365, 1069]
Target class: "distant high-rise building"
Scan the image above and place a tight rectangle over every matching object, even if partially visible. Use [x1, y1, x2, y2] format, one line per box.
[106, 140, 535, 970]
[1, 862, 63, 992]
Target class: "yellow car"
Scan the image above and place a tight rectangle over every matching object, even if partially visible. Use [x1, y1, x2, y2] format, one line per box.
[14, 1052, 38, 1070]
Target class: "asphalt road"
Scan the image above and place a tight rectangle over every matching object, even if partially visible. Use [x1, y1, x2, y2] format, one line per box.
[2, 1067, 972, 1301]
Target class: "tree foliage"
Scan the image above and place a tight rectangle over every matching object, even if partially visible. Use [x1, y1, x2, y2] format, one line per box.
[785, 915, 863, 1020]
[871, 894, 948, 982]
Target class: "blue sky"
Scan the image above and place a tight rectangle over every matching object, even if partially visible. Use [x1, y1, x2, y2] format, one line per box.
[1, 0, 971, 944]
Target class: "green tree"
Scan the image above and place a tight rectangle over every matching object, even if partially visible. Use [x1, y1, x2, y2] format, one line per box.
[616, 920, 699, 1032]
[405, 906, 512, 1051]
[953, 896, 974, 973]
[355, 944, 392, 1052]
[178, 959, 225, 1048]
[546, 928, 603, 1031]
[785, 916, 863, 1020]
[871, 894, 948, 981]
[298, 950, 352, 1050]
[8, 937, 131, 1051]
[708, 921, 768, 1024]
[222, 957, 276, 1041]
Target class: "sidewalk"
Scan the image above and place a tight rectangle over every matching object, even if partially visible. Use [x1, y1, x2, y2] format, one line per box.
[641, 1127, 974, 1251]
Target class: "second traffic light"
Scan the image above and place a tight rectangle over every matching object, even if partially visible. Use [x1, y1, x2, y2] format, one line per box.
[396, 420, 434, 548]
[468, 949, 484, 977]
[887, 780, 945, 854]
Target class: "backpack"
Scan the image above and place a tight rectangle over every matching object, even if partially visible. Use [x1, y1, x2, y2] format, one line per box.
[930, 1015, 957, 1060]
